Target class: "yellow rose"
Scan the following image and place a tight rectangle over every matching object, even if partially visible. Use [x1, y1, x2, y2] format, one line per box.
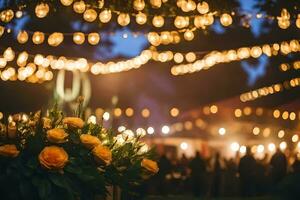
[7, 122, 17, 139]
[141, 159, 159, 174]
[43, 117, 52, 129]
[0, 144, 20, 157]
[80, 134, 101, 149]
[63, 117, 84, 128]
[92, 145, 112, 165]
[39, 146, 68, 170]
[47, 128, 68, 143]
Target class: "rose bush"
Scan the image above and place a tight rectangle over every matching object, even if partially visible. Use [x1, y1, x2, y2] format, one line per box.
[0, 103, 158, 200]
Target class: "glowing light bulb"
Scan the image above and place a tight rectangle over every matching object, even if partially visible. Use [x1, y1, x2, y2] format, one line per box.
[218, 127, 226, 136]
[35, 3, 49, 18]
[152, 15, 164, 27]
[73, 32, 85, 44]
[17, 31, 28, 44]
[117, 13, 130, 26]
[162, 125, 170, 134]
[220, 13, 233, 26]
[230, 142, 240, 152]
[147, 127, 155, 135]
[83, 9, 97, 22]
[103, 112, 110, 121]
[136, 12, 147, 25]
[180, 142, 188, 150]
[99, 9, 112, 23]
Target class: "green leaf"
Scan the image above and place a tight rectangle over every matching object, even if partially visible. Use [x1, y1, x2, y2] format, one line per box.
[38, 179, 51, 199]
[19, 180, 32, 199]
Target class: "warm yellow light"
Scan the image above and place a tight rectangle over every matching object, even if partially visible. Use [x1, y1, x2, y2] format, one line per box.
[117, 13, 130, 26]
[114, 108, 122, 117]
[35, 3, 49, 18]
[125, 108, 134, 117]
[234, 109, 242, 117]
[263, 128, 271, 138]
[147, 127, 155, 135]
[174, 16, 189, 29]
[273, 109, 280, 118]
[170, 107, 180, 117]
[184, 30, 194, 41]
[99, 9, 112, 23]
[73, 0, 86, 14]
[197, 1, 209, 14]
[218, 127, 226, 136]
[32, 32, 45, 44]
[257, 144, 264, 153]
[133, 0, 145, 11]
[230, 142, 240, 152]
[48, 32, 64, 47]
[210, 105, 218, 114]
[73, 32, 85, 44]
[17, 31, 28, 44]
[289, 112, 296, 120]
[174, 53, 184, 63]
[60, 0, 73, 6]
[292, 134, 299, 143]
[220, 13, 233, 26]
[180, 142, 188, 150]
[162, 125, 170, 134]
[152, 15, 164, 27]
[83, 9, 97, 22]
[278, 130, 285, 138]
[253, 127, 260, 135]
[141, 108, 150, 118]
[136, 12, 147, 25]
[268, 143, 276, 152]
[243, 107, 252, 115]
[150, 0, 162, 8]
[282, 111, 289, 120]
[279, 141, 287, 151]
[88, 33, 100, 45]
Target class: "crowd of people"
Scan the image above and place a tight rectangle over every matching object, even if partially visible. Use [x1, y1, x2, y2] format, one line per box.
[144, 148, 300, 199]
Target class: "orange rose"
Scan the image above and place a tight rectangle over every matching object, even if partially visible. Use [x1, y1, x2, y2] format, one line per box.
[92, 145, 112, 165]
[0, 144, 20, 157]
[63, 117, 84, 128]
[39, 146, 68, 170]
[141, 159, 159, 174]
[47, 128, 68, 143]
[80, 134, 101, 149]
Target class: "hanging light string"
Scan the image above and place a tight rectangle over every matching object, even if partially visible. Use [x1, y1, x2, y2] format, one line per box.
[170, 39, 300, 75]
[1, 2, 300, 47]
[0, 45, 155, 81]
[240, 77, 300, 102]
[279, 60, 300, 72]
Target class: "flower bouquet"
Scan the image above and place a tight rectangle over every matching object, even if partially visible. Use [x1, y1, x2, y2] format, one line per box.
[0, 101, 158, 200]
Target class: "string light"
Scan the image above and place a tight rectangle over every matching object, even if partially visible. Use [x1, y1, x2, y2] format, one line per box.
[240, 77, 300, 102]
[88, 33, 100, 45]
[136, 12, 147, 25]
[277, 8, 290, 29]
[35, 3, 49, 18]
[117, 13, 130, 26]
[17, 31, 29, 44]
[73, 1, 86, 14]
[171, 39, 300, 76]
[197, 1, 209, 14]
[60, 0, 73, 6]
[220, 13, 233, 26]
[152, 15, 164, 28]
[83, 9, 97, 22]
[99, 9, 112, 23]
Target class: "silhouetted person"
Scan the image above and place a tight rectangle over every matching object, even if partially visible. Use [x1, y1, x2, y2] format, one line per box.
[211, 152, 222, 197]
[270, 148, 287, 185]
[292, 158, 300, 174]
[157, 154, 172, 195]
[238, 147, 257, 197]
[189, 151, 206, 197]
